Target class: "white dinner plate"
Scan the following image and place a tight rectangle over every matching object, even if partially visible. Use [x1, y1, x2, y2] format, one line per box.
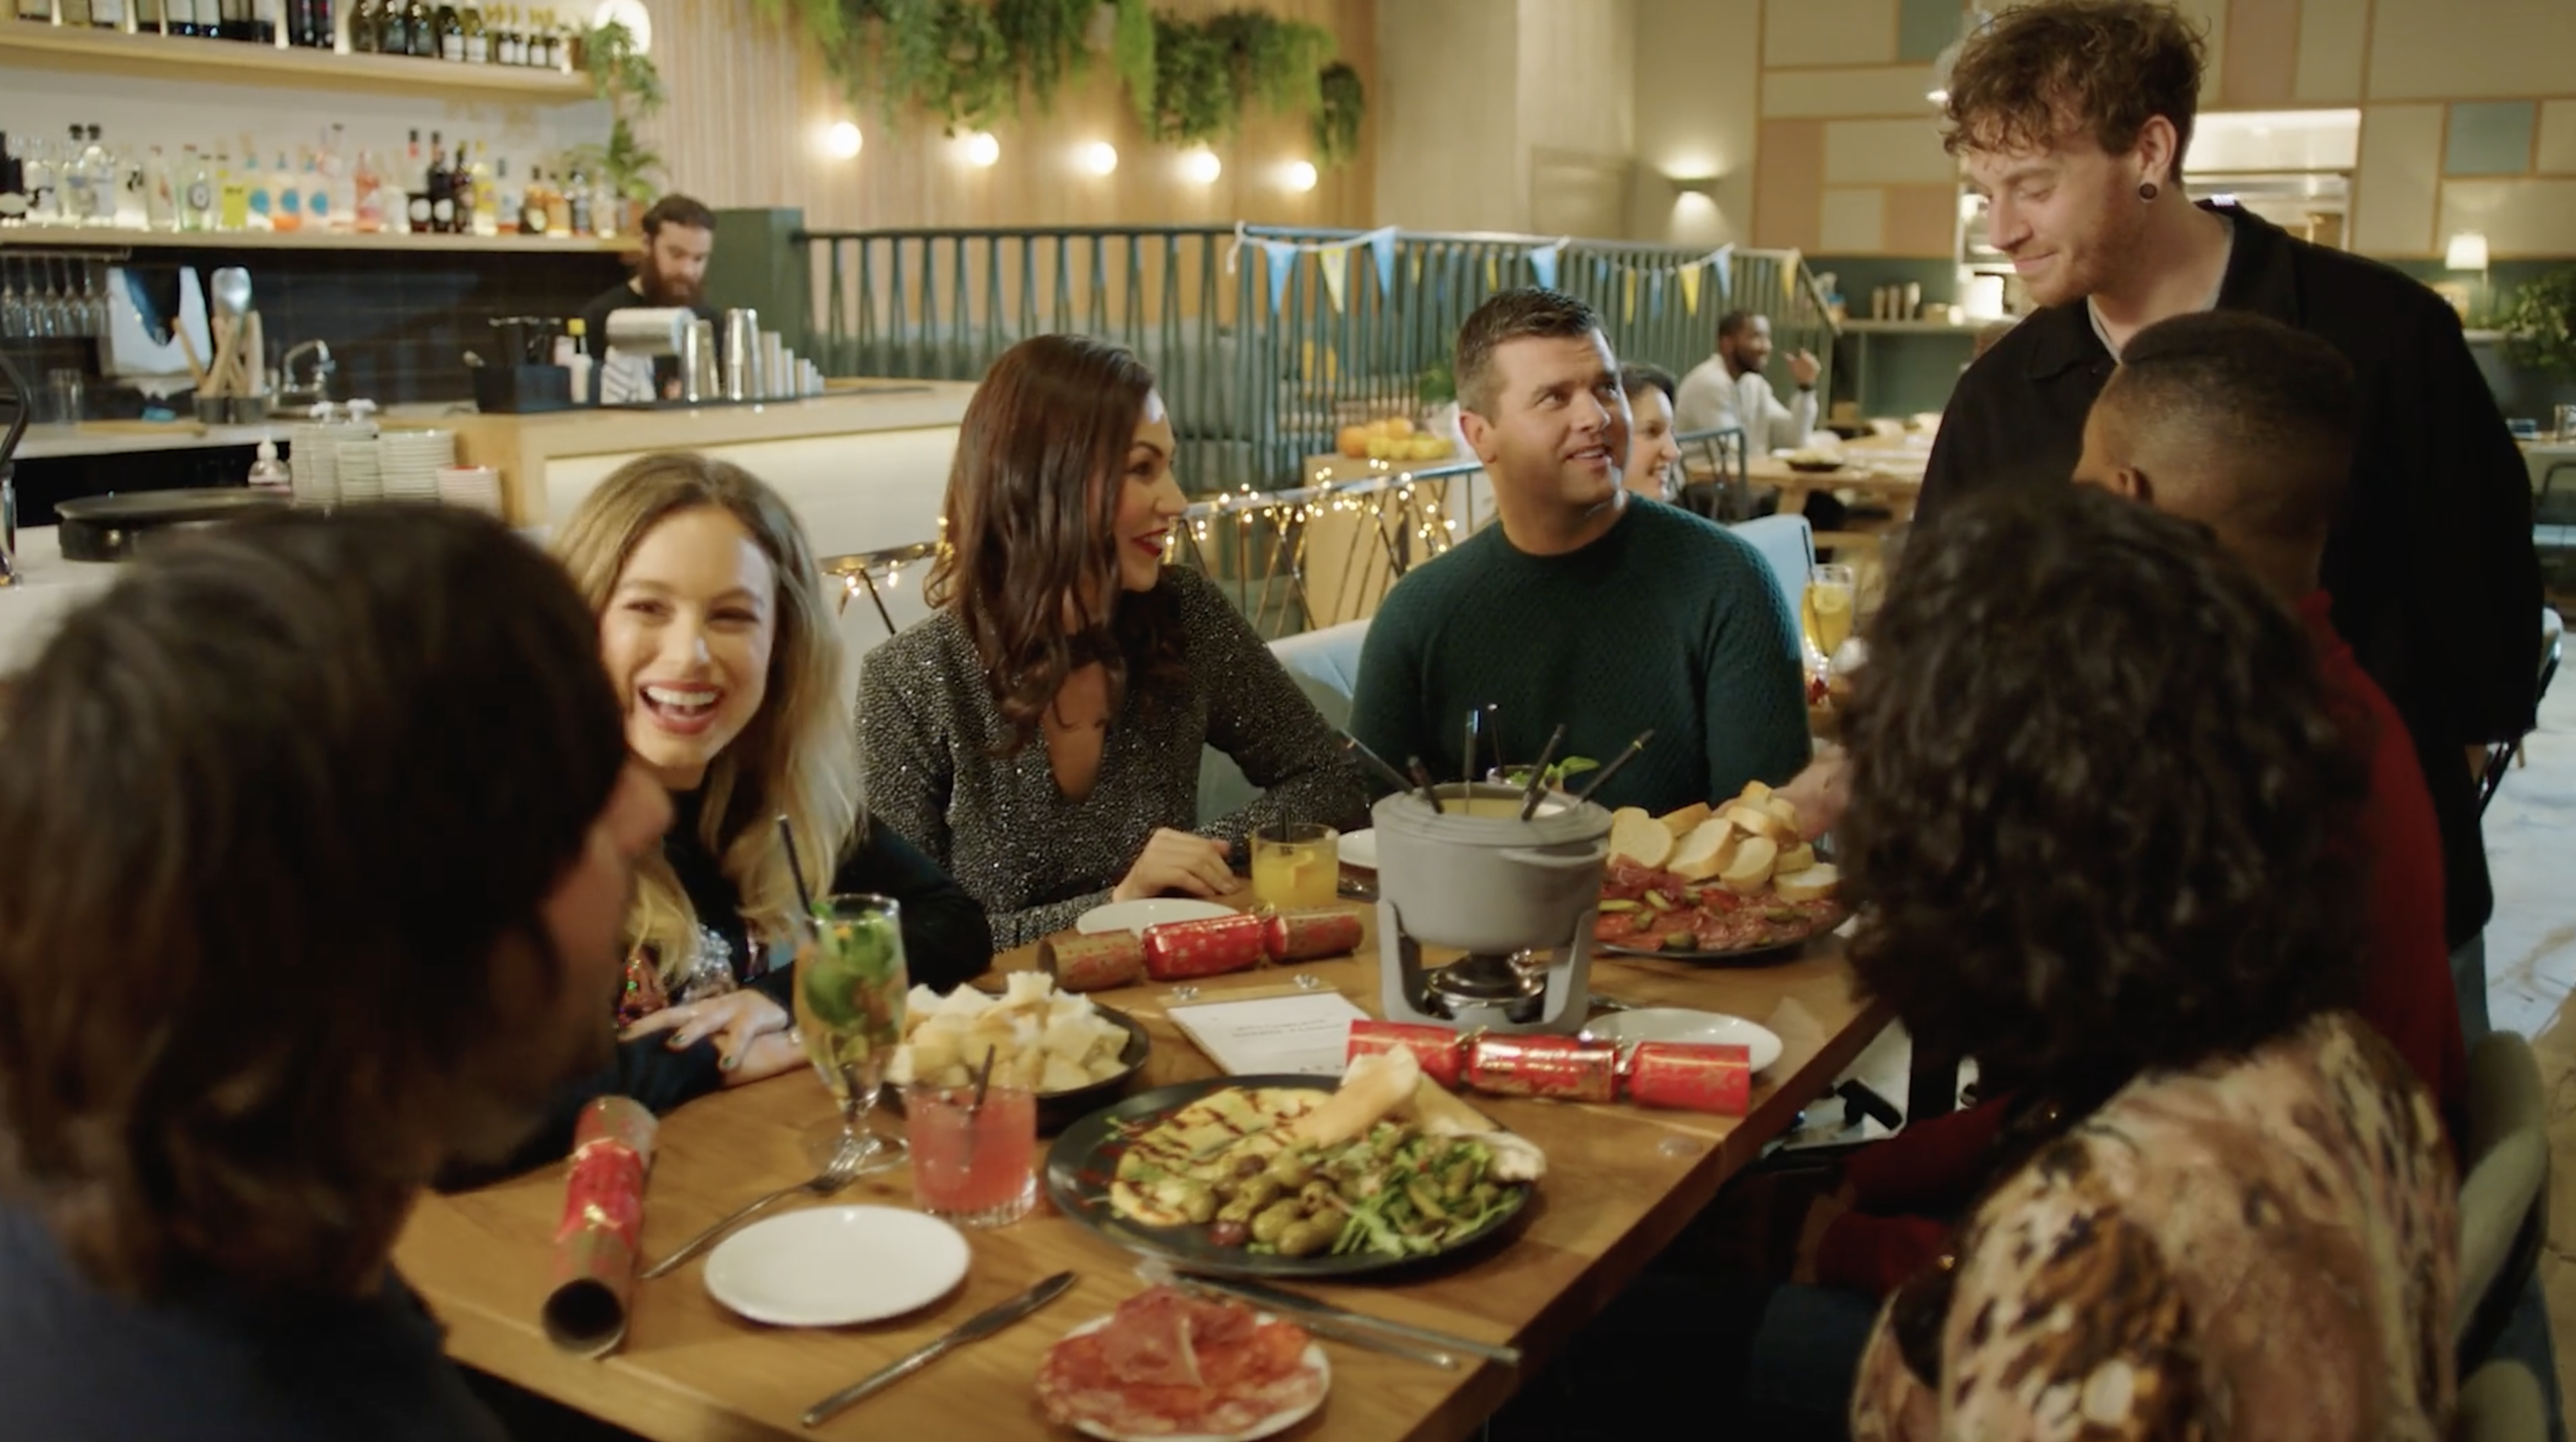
[702, 1205, 969, 1328]
[1052, 1313, 1330, 1442]
[1075, 898, 1237, 936]
[1579, 1008, 1783, 1073]
[1337, 829, 1377, 871]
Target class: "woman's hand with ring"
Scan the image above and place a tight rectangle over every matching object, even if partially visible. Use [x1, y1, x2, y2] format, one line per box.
[621, 989, 791, 1072]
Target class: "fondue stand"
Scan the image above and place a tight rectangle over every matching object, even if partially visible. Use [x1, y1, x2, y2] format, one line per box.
[1371, 783, 1613, 1034]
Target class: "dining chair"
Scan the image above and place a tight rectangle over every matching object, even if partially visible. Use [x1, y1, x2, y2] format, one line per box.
[1727, 512, 1815, 620]
[2453, 1029, 2549, 1370]
[2479, 607, 2562, 815]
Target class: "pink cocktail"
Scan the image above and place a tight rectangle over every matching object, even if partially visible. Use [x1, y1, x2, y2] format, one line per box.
[904, 1084, 1038, 1228]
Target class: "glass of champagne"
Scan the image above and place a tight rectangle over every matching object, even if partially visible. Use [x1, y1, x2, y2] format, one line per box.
[1802, 563, 1858, 679]
[792, 894, 909, 1174]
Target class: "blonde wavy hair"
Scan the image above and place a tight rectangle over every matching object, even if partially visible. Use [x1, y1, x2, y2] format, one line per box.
[554, 452, 860, 982]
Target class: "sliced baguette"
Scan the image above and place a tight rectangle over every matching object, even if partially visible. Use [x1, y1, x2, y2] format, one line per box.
[1659, 801, 1714, 839]
[1776, 842, 1817, 875]
[1718, 835, 1779, 894]
[1773, 864, 1841, 902]
[1739, 780, 1773, 802]
[1666, 816, 1741, 881]
[1609, 807, 1675, 869]
[1760, 795, 1800, 827]
[1720, 803, 1795, 846]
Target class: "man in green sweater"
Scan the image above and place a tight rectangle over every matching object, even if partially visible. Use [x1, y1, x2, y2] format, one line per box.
[1350, 288, 1811, 814]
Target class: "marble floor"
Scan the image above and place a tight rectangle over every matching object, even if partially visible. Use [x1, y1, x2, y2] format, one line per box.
[2487, 665, 2576, 1402]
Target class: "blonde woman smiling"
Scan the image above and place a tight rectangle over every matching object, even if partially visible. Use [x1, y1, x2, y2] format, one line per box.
[476, 453, 990, 1175]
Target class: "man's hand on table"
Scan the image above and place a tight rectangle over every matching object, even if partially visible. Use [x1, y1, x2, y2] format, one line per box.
[1772, 745, 1850, 842]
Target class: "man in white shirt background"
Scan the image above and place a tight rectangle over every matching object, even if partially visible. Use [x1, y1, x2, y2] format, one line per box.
[1675, 310, 1832, 523]
[1674, 310, 1821, 452]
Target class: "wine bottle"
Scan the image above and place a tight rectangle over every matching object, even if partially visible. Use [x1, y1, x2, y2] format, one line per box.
[0, 135, 24, 226]
[564, 164, 590, 236]
[253, 0, 281, 42]
[347, 0, 375, 47]
[289, 0, 327, 46]
[519, 163, 548, 236]
[433, 0, 457, 58]
[402, 0, 430, 56]
[461, 0, 483, 60]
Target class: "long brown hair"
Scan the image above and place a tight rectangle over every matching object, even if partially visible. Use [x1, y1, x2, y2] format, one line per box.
[925, 333, 1188, 755]
[554, 453, 860, 983]
[0, 508, 628, 1299]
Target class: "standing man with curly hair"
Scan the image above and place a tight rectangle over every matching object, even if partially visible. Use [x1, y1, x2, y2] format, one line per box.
[1918, 0, 2541, 1053]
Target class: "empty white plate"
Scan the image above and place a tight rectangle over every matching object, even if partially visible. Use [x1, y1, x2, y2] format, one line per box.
[703, 1205, 969, 1328]
[1075, 898, 1237, 936]
[1580, 1008, 1783, 1073]
[1338, 829, 1377, 870]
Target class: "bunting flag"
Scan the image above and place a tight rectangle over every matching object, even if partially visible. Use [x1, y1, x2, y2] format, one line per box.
[1648, 270, 1666, 321]
[1622, 271, 1637, 324]
[1263, 240, 1296, 315]
[1486, 255, 1501, 291]
[1528, 244, 1559, 291]
[1712, 243, 1734, 305]
[1679, 264, 1702, 315]
[1368, 227, 1398, 299]
[1318, 244, 1351, 313]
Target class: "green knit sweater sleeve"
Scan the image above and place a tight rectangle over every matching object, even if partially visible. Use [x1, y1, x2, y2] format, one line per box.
[1350, 568, 1436, 795]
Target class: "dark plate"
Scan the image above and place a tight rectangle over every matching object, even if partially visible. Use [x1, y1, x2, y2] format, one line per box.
[890, 1003, 1151, 1135]
[1597, 901, 1850, 963]
[1044, 1074, 1533, 1279]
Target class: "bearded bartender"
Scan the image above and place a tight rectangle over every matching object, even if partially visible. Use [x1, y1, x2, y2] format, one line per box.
[581, 195, 719, 401]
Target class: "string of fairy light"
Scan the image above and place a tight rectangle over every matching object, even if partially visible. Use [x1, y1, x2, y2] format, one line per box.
[822, 461, 1485, 613]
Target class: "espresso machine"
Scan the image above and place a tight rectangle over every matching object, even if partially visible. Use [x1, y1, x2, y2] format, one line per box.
[1373, 783, 1612, 1035]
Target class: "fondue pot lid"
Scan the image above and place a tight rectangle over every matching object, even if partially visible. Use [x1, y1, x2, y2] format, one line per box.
[55, 488, 292, 563]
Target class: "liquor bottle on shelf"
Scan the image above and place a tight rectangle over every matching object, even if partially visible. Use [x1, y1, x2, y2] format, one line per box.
[353, 147, 385, 231]
[13, 0, 53, 25]
[563, 164, 589, 236]
[56, 125, 91, 225]
[499, 3, 521, 63]
[468, 141, 495, 235]
[189, 0, 216, 38]
[288, 0, 326, 46]
[426, 130, 454, 232]
[541, 160, 569, 235]
[432, 0, 456, 58]
[322, 123, 352, 229]
[242, 149, 271, 228]
[347, 0, 374, 47]
[22, 137, 56, 225]
[137, 0, 166, 31]
[518, 164, 548, 235]
[492, 154, 517, 232]
[143, 146, 175, 231]
[0, 135, 23, 227]
[216, 147, 248, 230]
[399, 128, 422, 230]
[401, 0, 430, 56]
[179, 145, 214, 231]
[252, 0, 280, 41]
[272, 152, 303, 232]
[461, 0, 483, 60]
[591, 173, 617, 239]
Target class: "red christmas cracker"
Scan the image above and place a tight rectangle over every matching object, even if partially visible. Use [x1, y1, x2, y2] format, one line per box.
[1622, 1040, 1752, 1116]
[1344, 1019, 1466, 1089]
[1459, 1034, 1620, 1103]
[1040, 932, 1147, 992]
[541, 1096, 657, 1357]
[1264, 909, 1362, 961]
[1141, 914, 1270, 980]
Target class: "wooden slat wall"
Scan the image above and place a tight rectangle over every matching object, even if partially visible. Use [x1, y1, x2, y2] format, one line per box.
[638, 0, 1377, 234]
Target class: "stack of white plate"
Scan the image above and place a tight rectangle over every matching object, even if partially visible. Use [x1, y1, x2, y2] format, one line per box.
[381, 430, 455, 503]
[290, 420, 376, 508]
[436, 465, 504, 515]
[334, 439, 384, 504]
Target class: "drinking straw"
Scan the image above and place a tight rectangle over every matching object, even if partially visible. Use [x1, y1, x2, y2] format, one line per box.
[1570, 730, 1656, 807]
[1406, 757, 1447, 814]
[1342, 733, 1418, 795]
[776, 813, 818, 917]
[1517, 723, 1568, 821]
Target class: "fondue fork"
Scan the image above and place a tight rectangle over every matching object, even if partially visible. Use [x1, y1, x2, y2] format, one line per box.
[1482, 703, 1504, 777]
[1460, 709, 1480, 787]
[1569, 730, 1655, 808]
[1517, 724, 1569, 821]
[1405, 758, 1446, 814]
[1341, 734, 1418, 796]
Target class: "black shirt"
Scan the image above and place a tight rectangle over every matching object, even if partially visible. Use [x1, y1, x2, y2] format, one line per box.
[448, 791, 994, 1184]
[0, 1206, 506, 1441]
[1921, 204, 2544, 946]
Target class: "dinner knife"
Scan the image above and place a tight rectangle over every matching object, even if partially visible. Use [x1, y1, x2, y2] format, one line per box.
[1161, 1273, 1459, 1371]
[800, 1271, 1078, 1428]
[1172, 1271, 1522, 1368]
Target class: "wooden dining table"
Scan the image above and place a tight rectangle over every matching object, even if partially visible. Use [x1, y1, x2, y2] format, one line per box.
[397, 902, 1890, 1442]
[1741, 433, 1930, 525]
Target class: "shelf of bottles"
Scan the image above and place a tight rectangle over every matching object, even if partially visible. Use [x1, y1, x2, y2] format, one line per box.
[3, 124, 642, 254]
[2, 1, 592, 100]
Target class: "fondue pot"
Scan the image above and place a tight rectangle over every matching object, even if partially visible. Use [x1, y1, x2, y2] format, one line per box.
[1373, 781, 1609, 1035]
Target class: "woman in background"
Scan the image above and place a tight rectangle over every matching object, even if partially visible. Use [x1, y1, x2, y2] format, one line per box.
[1620, 362, 1684, 502]
[860, 334, 1367, 948]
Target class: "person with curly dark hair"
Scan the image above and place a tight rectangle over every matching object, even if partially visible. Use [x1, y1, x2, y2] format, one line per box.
[1840, 483, 2455, 1439]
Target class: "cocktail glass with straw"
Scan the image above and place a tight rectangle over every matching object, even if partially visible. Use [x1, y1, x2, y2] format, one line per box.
[778, 816, 910, 1174]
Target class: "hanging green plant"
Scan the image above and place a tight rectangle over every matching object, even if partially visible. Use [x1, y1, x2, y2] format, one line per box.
[1149, 12, 1235, 145]
[1111, 0, 1156, 129]
[993, 0, 1098, 112]
[1204, 9, 1329, 116]
[2498, 268, 2576, 375]
[1314, 60, 1362, 170]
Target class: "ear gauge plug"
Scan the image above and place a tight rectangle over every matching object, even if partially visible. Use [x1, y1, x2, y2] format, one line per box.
[2139, 181, 2160, 201]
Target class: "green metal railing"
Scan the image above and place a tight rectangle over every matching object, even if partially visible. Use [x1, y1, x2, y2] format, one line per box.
[796, 223, 1835, 494]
